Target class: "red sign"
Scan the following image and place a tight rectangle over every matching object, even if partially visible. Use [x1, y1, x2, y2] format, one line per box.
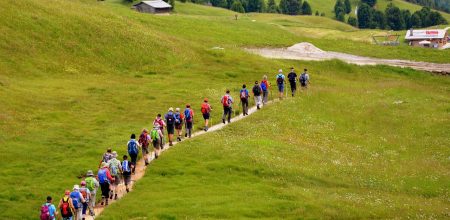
[426, 31, 439, 35]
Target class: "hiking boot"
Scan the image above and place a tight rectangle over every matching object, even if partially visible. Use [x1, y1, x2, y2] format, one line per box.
[101, 201, 104, 206]
[185, 133, 187, 137]
[169, 142, 173, 146]
[126, 188, 129, 193]
[114, 194, 118, 200]
[177, 137, 181, 142]
[222, 119, 225, 124]
[145, 162, 149, 166]
[109, 191, 113, 199]
[257, 105, 260, 109]
[105, 199, 109, 206]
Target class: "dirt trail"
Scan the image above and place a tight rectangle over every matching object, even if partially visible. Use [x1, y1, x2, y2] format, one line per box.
[91, 98, 278, 218]
[245, 42, 450, 74]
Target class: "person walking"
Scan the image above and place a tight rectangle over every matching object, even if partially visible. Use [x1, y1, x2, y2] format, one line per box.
[276, 69, 286, 99]
[151, 125, 163, 158]
[252, 81, 262, 110]
[108, 151, 122, 201]
[174, 108, 184, 142]
[138, 129, 151, 166]
[261, 75, 270, 105]
[40, 196, 57, 220]
[70, 185, 85, 220]
[153, 114, 166, 149]
[122, 155, 132, 193]
[184, 104, 194, 138]
[221, 90, 233, 124]
[127, 134, 140, 174]
[98, 148, 113, 168]
[200, 98, 212, 131]
[165, 108, 176, 146]
[58, 190, 75, 220]
[84, 170, 98, 218]
[239, 84, 249, 116]
[299, 68, 310, 90]
[98, 162, 114, 206]
[79, 181, 91, 220]
[287, 67, 297, 97]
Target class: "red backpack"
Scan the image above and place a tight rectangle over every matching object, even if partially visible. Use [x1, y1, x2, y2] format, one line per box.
[60, 197, 72, 217]
[80, 189, 88, 201]
[139, 132, 149, 147]
[40, 204, 50, 220]
[222, 95, 230, 107]
[201, 103, 209, 114]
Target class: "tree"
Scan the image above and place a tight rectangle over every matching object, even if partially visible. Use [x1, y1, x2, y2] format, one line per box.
[321, 12, 326, 16]
[211, 0, 228, 8]
[169, 0, 176, 9]
[315, 10, 319, 16]
[411, 12, 422, 27]
[402, 10, 412, 29]
[348, 16, 358, 27]
[247, 0, 264, 12]
[336, 12, 345, 21]
[362, 0, 377, 7]
[280, 0, 302, 15]
[429, 11, 448, 25]
[301, 1, 312, 15]
[373, 10, 386, 29]
[334, 0, 346, 21]
[344, 0, 352, 14]
[357, 3, 373, 28]
[267, 0, 278, 13]
[231, 0, 245, 12]
[279, 0, 289, 14]
[385, 4, 405, 30]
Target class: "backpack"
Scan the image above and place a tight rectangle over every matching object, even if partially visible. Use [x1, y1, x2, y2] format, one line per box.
[240, 89, 247, 99]
[151, 129, 159, 141]
[184, 109, 192, 122]
[288, 72, 296, 81]
[109, 160, 119, 176]
[70, 191, 80, 208]
[166, 113, 175, 125]
[80, 188, 88, 201]
[122, 160, 131, 172]
[98, 168, 108, 184]
[60, 197, 72, 217]
[201, 103, 209, 114]
[300, 73, 307, 84]
[222, 95, 230, 107]
[260, 82, 267, 92]
[128, 140, 138, 155]
[85, 177, 95, 191]
[40, 204, 50, 220]
[252, 85, 261, 96]
[174, 113, 182, 124]
[277, 75, 284, 85]
[139, 133, 149, 147]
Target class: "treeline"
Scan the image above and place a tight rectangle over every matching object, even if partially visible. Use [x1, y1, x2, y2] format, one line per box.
[183, 0, 317, 15]
[334, 0, 448, 30]
[406, 0, 450, 13]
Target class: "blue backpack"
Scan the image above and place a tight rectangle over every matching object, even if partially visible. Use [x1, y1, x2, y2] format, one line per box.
[184, 109, 192, 122]
[98, 168, 107, 184]
[261, 82, 267, 92]
[70, 191, 81, 208]
[128, 140, 138, 155]
[122, 160, 131, 172]
[174, 113, 181, 124]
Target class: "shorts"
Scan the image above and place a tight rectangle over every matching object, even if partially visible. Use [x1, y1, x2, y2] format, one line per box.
[152, 139, 160, 149]
[202, 113, 210, 120]
[301, 82, 308, 87]
[122, 172, 131, 185]
[167, 124, 175, 135]
[142, 145, 149, 155]
[175, 123, 183, 130]
[186, 121, 193, 129]
[100, 182, 110, 197]
[112, 175, 120, 186]
[277, 84, 284, 92]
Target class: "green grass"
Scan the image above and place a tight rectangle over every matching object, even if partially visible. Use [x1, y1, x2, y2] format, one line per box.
[0, 0, 449, 219]
[99, 62, 450, 219]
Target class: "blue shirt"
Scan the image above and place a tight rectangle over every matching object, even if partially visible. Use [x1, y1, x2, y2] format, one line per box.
[45, 203, 56, 220]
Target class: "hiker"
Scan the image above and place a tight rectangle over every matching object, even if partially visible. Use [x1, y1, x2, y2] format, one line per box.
[40, 196, 57, 220]
[165, 108, 176, 146]
[127, 134, 140, 174]
[58, 190, 75, 220]
[221, 90, 233, 124]
[70, 185, 85, 220]
[184, 104, 194, 138]
[174, 108, 184, 142]
[97, 162, 114, 206]
[201, 98, 212, 131]
[79, 181, 92, 220]
[108, 151, 122, 200]
[138, 128, 151, 165]
[299, 68, 310, 90]
[276, 69, 286, 99]
[252, 81, 262, 110]
[98, 148, 113, 168]
[84, 170, 98, 218]
[261, 75, 270, 105]
[287, 67, 297, 97]
[122, 155, 132, 193]
[239, 84, 249, 116]
[151, 124, 163, 159]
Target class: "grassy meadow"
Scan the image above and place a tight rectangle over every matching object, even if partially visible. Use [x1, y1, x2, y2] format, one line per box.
[0, 0, 449, 219]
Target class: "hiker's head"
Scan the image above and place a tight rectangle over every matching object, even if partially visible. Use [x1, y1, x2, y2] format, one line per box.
[47, 196, 52, 202]
[143, 128, 148, 134]
[86, 170, 94, 177]
[157, 114, 162, 118]
[64, 190, 70, 196]
[176, 108, 180, 112]
[226, 90, 230, 94]
[204, 98, 208, 103]
[304, 68, 307, 72]
[291, 67, 294, 71]
[107, 148, 112, 153]
[263, 75, 267, 80]
[130, 134, 136, 139]
[255, 81, 258, 84]
[112, 151, 118, 158]
[186, 104, 190, 108]
[73, 185, 80, 191]
[169, 107, 174, 112]
[80, 181, 86, 186]
[101, 162, 108, 168]
[278, 69, 283, 73]
[242, 84, 246, 88]
[123, 155, 128, 160]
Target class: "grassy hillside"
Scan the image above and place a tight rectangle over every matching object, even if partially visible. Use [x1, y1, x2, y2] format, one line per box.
[0, 0, 449, 219]
[99, 62, 450, 219]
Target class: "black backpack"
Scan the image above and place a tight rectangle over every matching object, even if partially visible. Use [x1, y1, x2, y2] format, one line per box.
[166, 113, 175, 125]
[252, 85, 261, 96]
[277, 76, 283, 85]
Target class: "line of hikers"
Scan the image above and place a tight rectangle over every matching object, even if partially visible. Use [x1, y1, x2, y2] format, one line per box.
[39, 69, 311, 220]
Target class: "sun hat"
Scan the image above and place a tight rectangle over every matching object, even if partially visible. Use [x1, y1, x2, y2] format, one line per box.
[143, 128, 148, 133]
[73, 185, 80, 190]
[175, 108, 180, 112]
[101, 162, 108, 167]
[112, 151, 118, 158]
[80, 181, 86, 186]
[169, 107, 174, 112]
[86, 170, 94, 176]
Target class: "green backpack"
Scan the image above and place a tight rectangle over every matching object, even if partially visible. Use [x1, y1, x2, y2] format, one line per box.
[151, 129, 159, 141]
[85, 177, 95, 191]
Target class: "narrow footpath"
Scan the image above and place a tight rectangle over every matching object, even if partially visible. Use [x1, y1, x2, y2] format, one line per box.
[93, 98, 279, 218]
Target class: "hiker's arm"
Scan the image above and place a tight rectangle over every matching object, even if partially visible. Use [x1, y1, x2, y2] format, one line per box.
[57, 199, 62, 209]
[79, 192, 85, 203]
[69, 198, 75, 213]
